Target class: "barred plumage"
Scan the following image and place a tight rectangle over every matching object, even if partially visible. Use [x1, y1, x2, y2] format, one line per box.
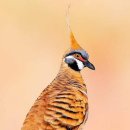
[22, 64, 88, 130]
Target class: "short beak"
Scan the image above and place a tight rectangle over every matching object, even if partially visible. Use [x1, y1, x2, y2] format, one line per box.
[84, 60, 95, 70]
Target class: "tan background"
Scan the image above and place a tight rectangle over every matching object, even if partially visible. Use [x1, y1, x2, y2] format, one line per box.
[0, 0, 130, 130]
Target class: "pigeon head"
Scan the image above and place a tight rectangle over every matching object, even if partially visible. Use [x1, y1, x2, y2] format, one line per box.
[64, 31, 95, 71]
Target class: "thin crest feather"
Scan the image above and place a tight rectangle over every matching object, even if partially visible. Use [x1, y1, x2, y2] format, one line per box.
[66, 3, 82, 50]
[66, 2, 71, 34]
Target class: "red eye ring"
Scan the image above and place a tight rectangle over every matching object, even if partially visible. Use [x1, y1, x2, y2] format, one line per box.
[74, 54, 86, 62]
[79, 57, 86, 62]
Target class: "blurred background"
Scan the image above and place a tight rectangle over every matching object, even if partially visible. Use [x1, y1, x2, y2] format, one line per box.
[0, 0, 130, 130]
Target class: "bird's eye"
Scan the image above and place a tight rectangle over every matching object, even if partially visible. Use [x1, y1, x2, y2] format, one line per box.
[75, 54, 80, 58]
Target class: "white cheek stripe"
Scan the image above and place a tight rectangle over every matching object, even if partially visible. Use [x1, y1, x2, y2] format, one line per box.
[65, 56, 84, 70]
[75, 59, 84, 70]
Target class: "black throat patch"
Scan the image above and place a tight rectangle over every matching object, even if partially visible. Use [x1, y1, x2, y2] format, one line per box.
[68, 61, 80, 71]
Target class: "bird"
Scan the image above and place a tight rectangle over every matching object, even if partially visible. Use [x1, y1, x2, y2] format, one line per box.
[21, 28, 95, 130]
[21, 4, 95, 129]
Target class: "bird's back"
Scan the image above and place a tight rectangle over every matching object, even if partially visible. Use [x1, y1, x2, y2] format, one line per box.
[21, 68, 88, 130]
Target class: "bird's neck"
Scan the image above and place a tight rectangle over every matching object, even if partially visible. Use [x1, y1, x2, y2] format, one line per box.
[55, 62, 85, 85]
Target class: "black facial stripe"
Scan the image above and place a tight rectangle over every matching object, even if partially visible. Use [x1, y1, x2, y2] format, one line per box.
[66, 52, 87, 60]
[68, 61, 80, 71]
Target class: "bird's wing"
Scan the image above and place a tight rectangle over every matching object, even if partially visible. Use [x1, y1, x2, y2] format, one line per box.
[43, 87, 88, 130]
